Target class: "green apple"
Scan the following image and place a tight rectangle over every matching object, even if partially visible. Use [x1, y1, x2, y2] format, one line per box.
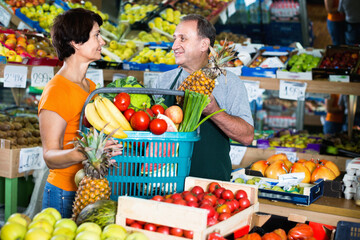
[0, 222, 27, 240]
[25, 228, 51, 240]
[234, 178, 245, 184]
[50, 235, 73, 240]
[252, 177, 261, 183]
[41, 208, 62, 221]
[246, 179, 255, 185]
[101, 226, 127, 240]
[75, 231, 100, 240]
[28, 219, 54, 234]
[33, 212, 57, 226]
[76, 222, 102, 235]
[53, 227, 76, 239]
[125, 232, 149, 240]
[271, 186, 285, 192]
[55, 219, 77, 232]
[7, 213, 30, 227]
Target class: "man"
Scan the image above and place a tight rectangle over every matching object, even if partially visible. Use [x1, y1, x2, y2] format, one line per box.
[338, 0, 360, 45]
[155, 14, 254, 181]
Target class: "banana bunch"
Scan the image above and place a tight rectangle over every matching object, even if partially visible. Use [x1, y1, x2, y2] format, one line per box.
[85, 96, 132, 139]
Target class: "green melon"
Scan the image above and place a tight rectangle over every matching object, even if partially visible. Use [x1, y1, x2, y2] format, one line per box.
[75, 200, 117, 229]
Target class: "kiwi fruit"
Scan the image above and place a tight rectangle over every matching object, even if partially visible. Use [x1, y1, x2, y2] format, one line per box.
[0, 122, 11, 131]
[16, 130, 26, 138]
[25, 122, 35, 129]
[12, 122, 23, 130]
[17, 137, 28, 146]
[0, 131, 6, 138]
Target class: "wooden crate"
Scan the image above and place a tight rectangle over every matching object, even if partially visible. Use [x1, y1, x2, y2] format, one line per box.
[0, 139, 31, 178]
[116, 176, 259, 240]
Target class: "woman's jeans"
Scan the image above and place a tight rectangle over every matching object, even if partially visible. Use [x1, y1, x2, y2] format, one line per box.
[327, 19, 346, 45]
[42, 181, 76, 218]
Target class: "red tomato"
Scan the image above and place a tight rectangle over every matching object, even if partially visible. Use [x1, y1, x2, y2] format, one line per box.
[217, 198, 226, 205]
[183, 230, 194, 239]
[229, 199, 240, 210]
[156, 226, 170, 235]
[151, 195, 164, 201]
[235, 190, 248, 200]
[136, 220, 146, 225]
[203, 194, 217, 206]
[186, 201, 199, 208]
[213, 187, 225, 198]
[184, 193, 198, 202]
[130, 222, 143, 229]
[149, 118, 167, 135]
[207, 216, 219, 227]
[146, 108, 155, 117]
[130, 111, 150, 131]
[173, 198, 187, 206]
[163, 198, 173, 204]
[144, 223, 157, 232]
[239, 198, 251, 209]
[114, 92, 131, 111]
[218, 212, 231, 221]
[200, 204, 216, 218]
[201, 199, 213, 206]
[225, 200, 236, 212]
[151, 104, 165, 115]
[126, 218, 135, 226]
[216, 204, 231, 214]
[123, 108, 135, 121]
[190, 186, 205, 196]
[208, 182, 221, 193]
[83, 115, 91, 128]
[182, 191, 191, 197]
[221, 189, 234, 200]
[197, 192, 205, 201]
[171, 193, 183, 200]
[170, 227, 184, 237]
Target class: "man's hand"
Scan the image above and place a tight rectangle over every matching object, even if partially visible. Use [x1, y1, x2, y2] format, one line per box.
[202, 94, 221, 116]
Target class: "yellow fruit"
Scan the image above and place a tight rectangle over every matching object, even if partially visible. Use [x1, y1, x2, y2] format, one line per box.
[25, 228, 51, 240]
[7, 213, 30, 227]
[0, 222, 27, 240]
[28, 219, 54, 234]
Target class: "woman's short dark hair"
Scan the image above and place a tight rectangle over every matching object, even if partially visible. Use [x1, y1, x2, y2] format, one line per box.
[181, 14, 216, 47]
[51, 8, 103, 61]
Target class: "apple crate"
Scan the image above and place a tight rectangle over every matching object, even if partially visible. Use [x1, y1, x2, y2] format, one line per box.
[116, 176, 259, 240]
[231, 168, 324, 206]
[0, 139, 32, 178]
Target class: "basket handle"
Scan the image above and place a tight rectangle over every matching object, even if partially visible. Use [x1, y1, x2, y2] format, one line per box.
[79, 87, 184, 131]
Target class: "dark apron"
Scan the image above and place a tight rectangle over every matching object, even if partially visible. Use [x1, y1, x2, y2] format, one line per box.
[163, 69, 231, 181]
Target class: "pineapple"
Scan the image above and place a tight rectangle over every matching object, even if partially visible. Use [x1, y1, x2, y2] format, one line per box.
[177, 40, 236, 104]
[71, 126, 117, 221]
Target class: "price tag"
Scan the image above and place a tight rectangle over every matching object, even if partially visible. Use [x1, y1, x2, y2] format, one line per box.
[276, 150, 297, 163]
[329, 75, 350, 83]
[0, 5, 11, 27]
[244, 0, 256, 7]
[144, 72, 161, 88]
[31, 66, 54, 87]
[86, 69, 104, 87]
[17, 21, 33, 31]
[279, 80, 307, 101]
[230, 145, 247, 165]
[3, 65, 28, 88]
[19, 147, 45, 173]
[227, 1, 236, 17]
[219, 9, 227, 24]
[243, 80, 261, 102]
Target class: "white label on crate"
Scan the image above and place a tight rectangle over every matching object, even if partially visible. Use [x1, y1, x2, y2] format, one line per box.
[144, 72, 161, 88]
[279, 80, 307, 101]
[225, 67, 242, 76]
[0, 5, 11, 27]
[86, 69, 104, 87]
[31, 66, 54, 87]
[17, 21, 33, 31]
[230, 145, 247, 165]
[19, 147, 45, 173]
[3, 65, 28, 88]
[113, 73, 126, 82]
[227, 1, 236, 17]
[243, 80, 261, 102]
[276, 150, 297, 163]
[244, 0, 256, 7]
[219, 9, 227, 24]
[329, 75, 350, 83]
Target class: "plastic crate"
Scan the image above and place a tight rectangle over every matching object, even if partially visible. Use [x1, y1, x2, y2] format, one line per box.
[335, 221, 360, 240]
[80, 87, 200, 200]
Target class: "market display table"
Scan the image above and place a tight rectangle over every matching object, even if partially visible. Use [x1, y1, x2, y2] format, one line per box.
[259, 197, 360, 226]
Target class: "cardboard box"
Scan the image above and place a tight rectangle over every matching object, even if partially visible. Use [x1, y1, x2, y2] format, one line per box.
[116, 176, 259, 240]
[0, 140, 28, 178]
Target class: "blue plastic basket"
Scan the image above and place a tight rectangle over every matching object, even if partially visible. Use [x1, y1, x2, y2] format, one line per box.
[335, 221, 360, 240]
[80, 87, 200, 200]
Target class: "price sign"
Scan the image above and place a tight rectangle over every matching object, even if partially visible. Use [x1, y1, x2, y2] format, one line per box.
[31, 66, 54, 87]
[144, 72, 161, 88]
[3, 65, 28, 88]
[86, 69, 104, 87]
[230, 145, 247, 165]
[329, 75, 350, 83]
[279, 80, 307, 101]
[0, 5, 11, 27]
[17, 21, 33, 31]
[227, 1, 236, 17]
[243, 80, 261, 102]
[19, 147, 45, 173]
[276, 150, 297, 163]
[244, 0, 256, 7]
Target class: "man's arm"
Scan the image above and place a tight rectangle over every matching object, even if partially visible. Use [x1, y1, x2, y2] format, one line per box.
[202, 95, 254, 146]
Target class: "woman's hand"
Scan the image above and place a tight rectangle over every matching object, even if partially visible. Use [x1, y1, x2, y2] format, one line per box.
[104, 138, 123, 157]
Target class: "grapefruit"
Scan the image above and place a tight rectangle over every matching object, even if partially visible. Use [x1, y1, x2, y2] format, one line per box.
[157, 114, 177, 132]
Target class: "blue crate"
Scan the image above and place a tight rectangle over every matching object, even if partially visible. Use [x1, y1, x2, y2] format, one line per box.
[107, 131, 200, 200]
[149, 63, 178, 72]
[148, 42, 173, 48]
[54, 0, 71, 10]
[15, 8, 45, 33]
[0, 56, 7, 64]
[335, 221, 360, 240]
[241, 66, 277, 78]
[122, 60, 149, 71]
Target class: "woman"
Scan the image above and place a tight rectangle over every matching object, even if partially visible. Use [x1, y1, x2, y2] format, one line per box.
[38, 8, 122, 218]
[324, 0, 345, 45]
